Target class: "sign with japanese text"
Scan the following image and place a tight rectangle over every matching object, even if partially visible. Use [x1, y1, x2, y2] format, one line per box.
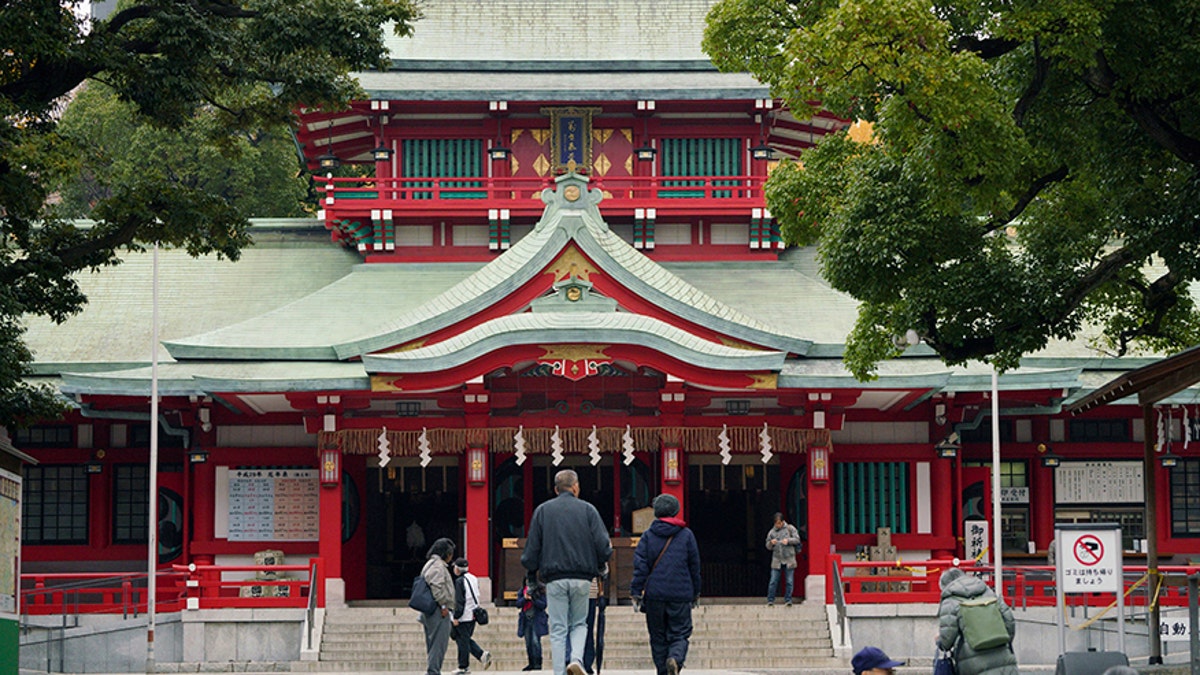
[1160, 616, 1192, 641]
[1055, 461, 1142, 504]
[965, 519, 989, 564]
[999, 486, 1029, 504]
[227, 469, 319, 542]
[1056, 526, 1122, 594]
[543, 107, 600, 174]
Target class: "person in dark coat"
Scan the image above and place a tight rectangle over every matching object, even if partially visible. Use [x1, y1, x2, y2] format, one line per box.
[936, 567, 1018, 675]
[517, 579, 549, 671]
[629, 493, 701, 675]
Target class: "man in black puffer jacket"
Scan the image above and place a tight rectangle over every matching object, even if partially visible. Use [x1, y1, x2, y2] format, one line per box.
[630, 494, 701, 675]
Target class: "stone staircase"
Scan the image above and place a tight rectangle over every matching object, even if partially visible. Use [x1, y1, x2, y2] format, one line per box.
[296, 601, 842, 672]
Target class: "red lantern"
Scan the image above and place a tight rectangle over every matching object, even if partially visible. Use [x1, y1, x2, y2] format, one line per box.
[320, 449, 341, 486]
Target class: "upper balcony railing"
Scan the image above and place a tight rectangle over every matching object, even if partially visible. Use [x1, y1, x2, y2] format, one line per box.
[317, 174, 769, 221]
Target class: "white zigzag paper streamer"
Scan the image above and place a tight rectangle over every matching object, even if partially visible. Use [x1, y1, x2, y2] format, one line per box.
[1185, 406, 1191, 449]
[718, 424, 732, 465]
[588, 426, 601, 465]
[551, 426, 564, 466]
[418, 427, 432, 467]
[377, 426, 391, 468]
[622, 425, 635, 465]
[759, 422, 773, 464]
[514, 425, 527, 466]
[1157, 409, 1165, 453]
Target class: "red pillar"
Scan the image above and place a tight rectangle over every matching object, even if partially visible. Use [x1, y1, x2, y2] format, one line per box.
[807, 467, 833, 578]
[932, 457, 955, 558]
[464, 388, 491, 578]
[465, 451, 490, 577]
[319, 449, 343, 581]
[191, 460, 216, 565]
[1032, 459, 1055, 550]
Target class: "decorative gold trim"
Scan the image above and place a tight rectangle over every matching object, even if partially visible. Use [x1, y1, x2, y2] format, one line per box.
[546, 245, 598, 282]
[747, 373, 779, 390]
[542, 107, 602, 174]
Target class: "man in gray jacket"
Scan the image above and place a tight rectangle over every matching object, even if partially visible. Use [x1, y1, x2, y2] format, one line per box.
[421, 538, 458, 675]
[765, 512, 800, 606]
[522, 470, 612, 675]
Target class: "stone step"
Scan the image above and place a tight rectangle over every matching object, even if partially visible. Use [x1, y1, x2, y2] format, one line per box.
[317, 603, 839, 671]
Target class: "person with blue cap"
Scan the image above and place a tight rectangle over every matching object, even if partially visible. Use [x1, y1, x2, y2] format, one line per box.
[851, 646, 904, 674]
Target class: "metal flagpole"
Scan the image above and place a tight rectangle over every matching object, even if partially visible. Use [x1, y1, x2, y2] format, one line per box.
[147, 242, 160, 673]
[992, 368, 1003, 599]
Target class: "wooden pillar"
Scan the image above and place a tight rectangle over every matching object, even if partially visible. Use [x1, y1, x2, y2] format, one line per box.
[318, 449, 343, 581]
[806, 461, 833, 578]
[1031, 458, 1056, 551]
[932, 456, 955, 558]
[464, 387, 492, 582]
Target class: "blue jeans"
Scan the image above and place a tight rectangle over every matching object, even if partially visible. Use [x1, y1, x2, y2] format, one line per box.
[767, 565, 794, 603]
[546, 578, 590, 675]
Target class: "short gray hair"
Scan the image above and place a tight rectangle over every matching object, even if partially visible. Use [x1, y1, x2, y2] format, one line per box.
[554, 469, 579, 493]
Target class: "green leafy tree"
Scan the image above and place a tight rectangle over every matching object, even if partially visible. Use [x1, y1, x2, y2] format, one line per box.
[0, 0, 419, 427]
[705, 0, 1200, 378]
[56, 83, 310, 219]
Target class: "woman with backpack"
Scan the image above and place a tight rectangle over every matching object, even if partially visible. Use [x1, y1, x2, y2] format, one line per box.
[936, 567, 1018, 675]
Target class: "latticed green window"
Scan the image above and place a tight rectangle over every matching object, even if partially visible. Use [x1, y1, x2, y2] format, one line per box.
[401, 139, 484, 199]
[834, 462, 910, 534]
[1170, 458, 1200, 536]
[23, 465, 88, 544]
[113, 464, 149, 544]
[660, 138, 743, 197]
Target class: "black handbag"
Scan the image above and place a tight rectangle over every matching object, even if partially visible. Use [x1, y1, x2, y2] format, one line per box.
[466, 576, 489, 625]
[409, 573, 438, 615]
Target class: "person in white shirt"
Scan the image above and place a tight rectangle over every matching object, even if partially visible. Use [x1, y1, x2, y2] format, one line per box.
[451, 558, 492, 674]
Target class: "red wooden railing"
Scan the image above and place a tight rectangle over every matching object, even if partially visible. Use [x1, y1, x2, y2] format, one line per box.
[829, 556, 1200, 608]
[20, 570, 189, 616]
[316, 174, 769, 219]
[20, 559, 322, 615]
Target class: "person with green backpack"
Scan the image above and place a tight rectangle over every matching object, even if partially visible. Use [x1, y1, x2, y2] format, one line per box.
[936, 567, 1018, 675]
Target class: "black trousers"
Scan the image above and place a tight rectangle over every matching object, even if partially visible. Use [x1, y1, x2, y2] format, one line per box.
[454, 620, 484, 669]
[642, 599, 693, 675]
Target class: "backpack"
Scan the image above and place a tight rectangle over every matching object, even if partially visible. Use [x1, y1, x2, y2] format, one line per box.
[958, 596, 1010, 650]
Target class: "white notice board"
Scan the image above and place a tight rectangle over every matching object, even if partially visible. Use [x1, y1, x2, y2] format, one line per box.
[226, 468, 319, 541]
[1054, 461, 1143, 504]
[1056, 526, 1122, 594]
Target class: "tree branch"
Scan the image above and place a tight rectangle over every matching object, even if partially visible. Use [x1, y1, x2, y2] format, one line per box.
[952, 35, 1022, 59]
[1086, 50, 1200, 166]
[1012, 40, 1049, 127]
[980, 164, 1069, 234]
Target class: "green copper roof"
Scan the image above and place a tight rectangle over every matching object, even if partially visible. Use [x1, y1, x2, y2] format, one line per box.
[166, 174, 813, 361]
[60, 362, 371, 397]
[362, 311, 787, 374]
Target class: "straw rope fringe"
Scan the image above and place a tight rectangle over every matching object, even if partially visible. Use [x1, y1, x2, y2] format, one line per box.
[321, 427, 831, 456]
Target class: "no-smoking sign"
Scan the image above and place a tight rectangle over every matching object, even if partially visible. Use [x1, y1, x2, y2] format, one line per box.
[1057, 527, 1121, 594]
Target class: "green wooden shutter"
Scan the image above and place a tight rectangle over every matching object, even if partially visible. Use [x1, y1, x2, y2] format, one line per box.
[661, 138, 743, 198]
[834, 462, 910, 534]
[401, 139, 484, 199]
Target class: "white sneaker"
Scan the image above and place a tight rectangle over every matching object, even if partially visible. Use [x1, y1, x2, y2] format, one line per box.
[481, 651, 492, 670]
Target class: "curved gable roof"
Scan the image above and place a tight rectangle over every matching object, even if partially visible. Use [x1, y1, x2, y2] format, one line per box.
[165, 174, 812, 361]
